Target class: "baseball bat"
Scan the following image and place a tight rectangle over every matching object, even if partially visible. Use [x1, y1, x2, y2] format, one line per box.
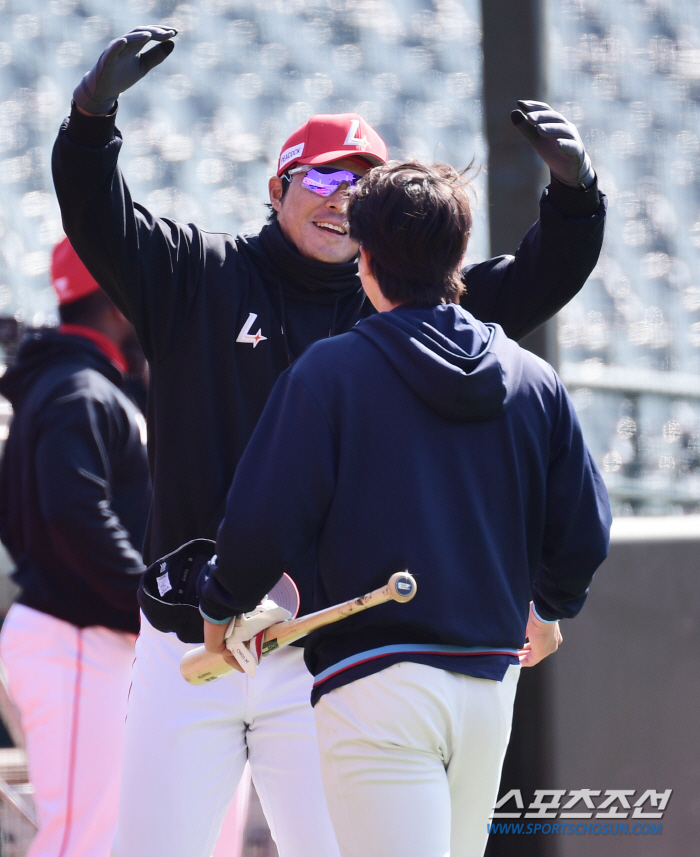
[180, 571, 416, 685]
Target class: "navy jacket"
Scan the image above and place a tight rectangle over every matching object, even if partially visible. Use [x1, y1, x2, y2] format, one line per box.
[0, 330, 150, 633]
[203, 305, 611, 703]
[52, 105, 605, 618]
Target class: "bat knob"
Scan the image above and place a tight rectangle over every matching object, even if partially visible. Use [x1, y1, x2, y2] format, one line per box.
[388, 571, 417, 603]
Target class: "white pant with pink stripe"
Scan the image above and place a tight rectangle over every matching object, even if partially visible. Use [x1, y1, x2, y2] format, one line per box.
[112, 613, 339, 857]
[0, 603, 137, 857]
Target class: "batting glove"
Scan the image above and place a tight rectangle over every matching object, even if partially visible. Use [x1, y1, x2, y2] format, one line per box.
[224, 597, 293, 678]
[73, 25, 177, 115]
[511, 100, 595, 190]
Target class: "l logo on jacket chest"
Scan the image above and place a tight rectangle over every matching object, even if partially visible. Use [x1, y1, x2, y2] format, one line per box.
[236, 313, 267, 348]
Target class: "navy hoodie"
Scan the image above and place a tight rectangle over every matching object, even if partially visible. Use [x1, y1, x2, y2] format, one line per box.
[204, 304, 612, 703]
[0, 329, 151, 632]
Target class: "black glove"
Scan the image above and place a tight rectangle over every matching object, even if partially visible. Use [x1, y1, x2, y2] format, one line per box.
[511, 100, 595, 190]
[73, 25, 177, 115]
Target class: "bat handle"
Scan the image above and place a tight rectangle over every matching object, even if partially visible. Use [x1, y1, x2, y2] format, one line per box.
[181, 570, 417, 685]
[180, 646, 238, 685]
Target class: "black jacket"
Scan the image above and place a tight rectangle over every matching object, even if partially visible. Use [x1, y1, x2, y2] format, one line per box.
[52, 105, 606, 616]
[0, 329, 151, 632]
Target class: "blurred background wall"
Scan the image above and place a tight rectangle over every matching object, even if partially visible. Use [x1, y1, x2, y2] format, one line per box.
[0, 1, 697, 854]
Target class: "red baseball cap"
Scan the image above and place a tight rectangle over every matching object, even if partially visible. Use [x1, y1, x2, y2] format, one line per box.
[51, 237, 101, 305]
[277, 113, 388, 176]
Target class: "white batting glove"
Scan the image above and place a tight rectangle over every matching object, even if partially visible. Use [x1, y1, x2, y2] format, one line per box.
[511, 100, 595, 189]
[224, 596, 292, 677]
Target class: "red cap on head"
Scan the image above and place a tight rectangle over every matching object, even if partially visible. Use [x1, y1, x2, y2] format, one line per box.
[277, 113, 388, 176]
[51, 237, 101, 305]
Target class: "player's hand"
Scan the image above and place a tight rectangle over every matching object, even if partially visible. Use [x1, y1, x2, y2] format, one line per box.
[511, 100, 595, 189]
[202, 617, 245, 672]
[228, 597, 292, 642]
[73, 26, 177, 115]
[223, 596, 292, 677]
[518, 601, 563, 667]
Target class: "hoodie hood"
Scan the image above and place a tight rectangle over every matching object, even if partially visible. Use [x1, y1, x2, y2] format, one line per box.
[354, 304, 523, 422]
[0, 327, 123, 408]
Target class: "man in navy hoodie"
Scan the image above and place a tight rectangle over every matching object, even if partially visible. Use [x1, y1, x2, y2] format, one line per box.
[199, 161, 612, 857]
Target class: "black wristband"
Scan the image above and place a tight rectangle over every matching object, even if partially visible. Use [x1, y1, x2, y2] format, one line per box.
[66, 100, 118, 148]
[547, 173, 600, 218]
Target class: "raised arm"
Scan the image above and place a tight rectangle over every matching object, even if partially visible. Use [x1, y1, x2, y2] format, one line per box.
[73, 26, 176, 117]
[461, 102, 606, 341]
[51, 27, 202, 362]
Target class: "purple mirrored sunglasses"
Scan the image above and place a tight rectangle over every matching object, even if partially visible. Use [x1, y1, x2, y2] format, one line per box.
[286, 164, 363, 197]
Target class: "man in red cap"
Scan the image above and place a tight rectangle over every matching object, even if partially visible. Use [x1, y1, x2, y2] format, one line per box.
[0, 238, 151, 857]
[52, 26, 606, 857]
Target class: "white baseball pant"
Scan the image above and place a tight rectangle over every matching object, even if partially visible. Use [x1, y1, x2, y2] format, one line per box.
[213, 762, 251, 857]
[112, 613, 340, 857]
[0, 603, 136, 857]
[315, 661, 520, 857]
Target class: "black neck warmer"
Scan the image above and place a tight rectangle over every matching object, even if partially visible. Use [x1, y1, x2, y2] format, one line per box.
[256, 220, 361, 302]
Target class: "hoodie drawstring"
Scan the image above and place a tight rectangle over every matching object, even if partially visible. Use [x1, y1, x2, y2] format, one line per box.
[278, 282, 294, 367]
[329, 294, 341, 339]
[277, 286, 351, 368]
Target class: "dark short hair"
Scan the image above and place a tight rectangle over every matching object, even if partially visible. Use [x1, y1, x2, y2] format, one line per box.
[58, 288, 114, 325]
[347, 161, 473, 306]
